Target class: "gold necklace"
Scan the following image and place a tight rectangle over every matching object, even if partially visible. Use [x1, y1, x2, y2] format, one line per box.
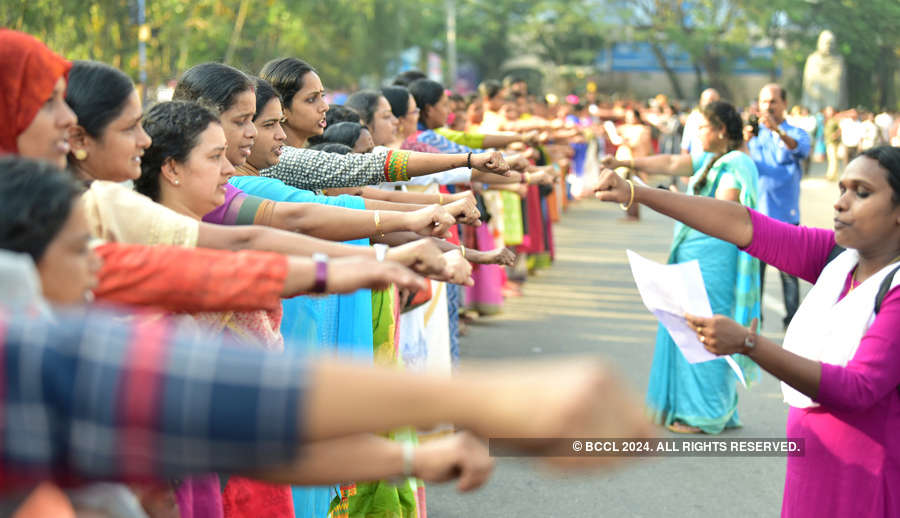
[850, 253, 900, 293]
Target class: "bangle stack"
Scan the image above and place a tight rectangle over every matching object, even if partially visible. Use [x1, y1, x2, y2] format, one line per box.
[619, 179, 635, 211]
[466, 152, 472, 169]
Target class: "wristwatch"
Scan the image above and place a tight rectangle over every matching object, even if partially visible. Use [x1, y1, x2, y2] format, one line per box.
[312, 253, 328, 293]
[775, 127, 787, 138]
[743, 326, 757, 353]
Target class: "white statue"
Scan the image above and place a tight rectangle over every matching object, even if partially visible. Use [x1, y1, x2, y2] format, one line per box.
[802, 30, 847, 112]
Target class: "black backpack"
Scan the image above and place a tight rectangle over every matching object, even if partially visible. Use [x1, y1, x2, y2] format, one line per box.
[825, 245, 900, 314]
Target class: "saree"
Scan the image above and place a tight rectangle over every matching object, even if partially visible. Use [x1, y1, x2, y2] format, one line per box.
[345, 290, 419, 518]
[227, 175, 374, 518]
[646, 151, 761, 434]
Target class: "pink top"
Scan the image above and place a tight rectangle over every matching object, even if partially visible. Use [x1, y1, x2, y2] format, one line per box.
[743, 208, 900, 518]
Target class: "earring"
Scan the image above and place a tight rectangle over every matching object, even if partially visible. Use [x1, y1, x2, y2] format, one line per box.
[174, 180, 180, 185]
[73, 149, 88, 160]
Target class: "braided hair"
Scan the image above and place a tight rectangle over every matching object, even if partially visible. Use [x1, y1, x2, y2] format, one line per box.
[693, 100, 744, 193]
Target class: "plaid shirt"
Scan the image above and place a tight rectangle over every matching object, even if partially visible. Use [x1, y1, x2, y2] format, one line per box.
[0, 308, 305, 491]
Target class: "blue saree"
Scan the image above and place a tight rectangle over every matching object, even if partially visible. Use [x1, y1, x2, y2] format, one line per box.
[645, 151, 761, 434]
[229, 175, 373, 517]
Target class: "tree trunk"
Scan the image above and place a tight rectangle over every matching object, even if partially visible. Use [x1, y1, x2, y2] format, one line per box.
[223, 0, 251, 64]
[876, 45, 896, 110]
[702, 52, 733, 101]
[649, 41, 685, 99]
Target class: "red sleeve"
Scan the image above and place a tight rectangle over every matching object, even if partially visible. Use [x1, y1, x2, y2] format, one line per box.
[94, 243, 287, 313]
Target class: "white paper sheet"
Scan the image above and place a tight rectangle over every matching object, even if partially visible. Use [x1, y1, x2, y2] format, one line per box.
[626, 250, 747, 388]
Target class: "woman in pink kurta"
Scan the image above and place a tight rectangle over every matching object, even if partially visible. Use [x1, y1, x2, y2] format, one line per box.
[593, 145, 900, 517]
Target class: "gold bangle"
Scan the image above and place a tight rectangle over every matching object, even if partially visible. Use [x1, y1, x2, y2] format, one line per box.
[619, 179, 635, 211]
[439, 193, 445, 204]
[374, 210, 385, 237]
[460, 244, 466, 259]
[524, 172, 532, 184]
[629, 158, 635, 169]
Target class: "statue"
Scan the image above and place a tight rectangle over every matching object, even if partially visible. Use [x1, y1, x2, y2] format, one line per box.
[802, 30, 847, 113]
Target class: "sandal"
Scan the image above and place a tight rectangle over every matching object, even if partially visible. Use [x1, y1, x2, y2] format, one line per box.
[666, 421, 703, 434]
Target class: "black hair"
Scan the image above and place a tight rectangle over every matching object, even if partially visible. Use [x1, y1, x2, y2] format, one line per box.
[322, 121, 364, 148]
[345, 90, 383, 127]
[308, 142, 353, 155]
[449, 93, 465, 105]
[307, 105, 361, 145]
[136, 101, 221, 201]
[382, 86, 411, 118]
[693, 100, 745, 192]
[0, 156, 84, 262]
[173, 62, 254, 114]
[860, 146, 900, 204]
[259, 57, 316, 110]
[392, 70, 427, 87]
[409, 79, 445, 126]
[65, 60, 135, 138]
[478, 80, 503, 100]
[252, 77, 282, 122]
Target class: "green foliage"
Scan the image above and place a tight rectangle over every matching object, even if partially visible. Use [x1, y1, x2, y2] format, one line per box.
[2, 0, 896, 107]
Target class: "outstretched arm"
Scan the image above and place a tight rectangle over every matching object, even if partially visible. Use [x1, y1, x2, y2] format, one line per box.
[600, 154, 693, 177]
[592, 169, 753, 248]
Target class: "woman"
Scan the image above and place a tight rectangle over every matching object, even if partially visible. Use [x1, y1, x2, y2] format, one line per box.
[259, 56, 513, 192]
[612, 108, 653, 221]
[322, 121, 375, 153]
[345, 90, 398, 147]
[594, 146, 900, 517]
[602, 101, 761, 434]
[0, 29, 76, 168]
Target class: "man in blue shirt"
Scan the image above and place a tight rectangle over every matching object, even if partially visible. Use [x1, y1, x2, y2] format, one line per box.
[747, 83, 811, 328]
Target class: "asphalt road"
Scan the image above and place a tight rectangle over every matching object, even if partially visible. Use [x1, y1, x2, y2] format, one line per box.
[427, 167, 837, 517]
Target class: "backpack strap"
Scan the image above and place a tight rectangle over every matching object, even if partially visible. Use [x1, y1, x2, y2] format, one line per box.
[824, 243, 896, 314]
[875, 264, 900, 315]
[825, 244, 845, 265]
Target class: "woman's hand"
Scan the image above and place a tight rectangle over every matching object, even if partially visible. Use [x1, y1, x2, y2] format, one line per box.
[528, 171, 556, 186]
[685, 314, 757, 356]
[408, 205, 457, 238]
[325, 257, 427, 293]
[412, 431, 494, 492]
[386, 239, 446, 277]
[471, 151, 510, 176]
[449, 190, 477, 206]
[468, 247, 516, 266]
[600, 155, 625, 169]
[469, 358, 653, 468]
[591, 169, 632, 204]
[443, 197, 482, 226]
[436, 249, 473, 285]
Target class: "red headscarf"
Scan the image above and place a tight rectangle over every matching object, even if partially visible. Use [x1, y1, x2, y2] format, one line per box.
[0, 30, 72, 154]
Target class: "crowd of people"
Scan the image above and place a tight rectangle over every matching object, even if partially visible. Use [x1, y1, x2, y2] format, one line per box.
[1, 26, 899, 518]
